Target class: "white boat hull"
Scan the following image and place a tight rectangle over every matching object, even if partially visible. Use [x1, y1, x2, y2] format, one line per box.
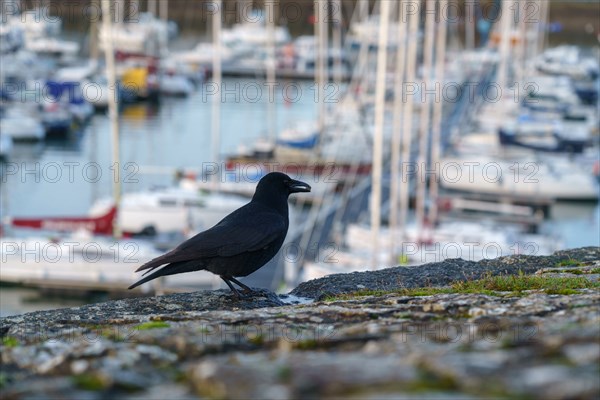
[439, 157, 599, 201]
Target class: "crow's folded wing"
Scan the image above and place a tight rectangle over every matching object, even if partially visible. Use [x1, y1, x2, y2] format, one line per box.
[135, 207, 287, 273]
[177, 210, 287, 257]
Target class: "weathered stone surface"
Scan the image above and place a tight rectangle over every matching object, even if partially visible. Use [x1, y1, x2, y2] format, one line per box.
[0, 288, 284, 341]
[291, 247, 600, 299]
[1, 248, 599, 399]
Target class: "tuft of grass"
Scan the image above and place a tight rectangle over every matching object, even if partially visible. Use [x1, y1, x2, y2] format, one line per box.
[398, 254, 410, 265]
[561, 269, 584, 275]
[247, 334, 264, 346]
[134, 321, 171, 330]
[556, 259, 584, 267]
[590, 268, 600, 274]
[295, 338, 319, 350]
[1, 336, 19, 348]
[407, 369, 459, 392]
[72, 373, 109, 391]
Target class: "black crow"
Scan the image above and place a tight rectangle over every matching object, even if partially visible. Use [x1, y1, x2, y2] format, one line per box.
[128, 172, 311, 298]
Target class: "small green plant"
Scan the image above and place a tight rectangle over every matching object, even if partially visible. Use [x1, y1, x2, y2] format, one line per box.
[247, 333, 264, 345]
[295, 338, 319, 350]
[408, 369, 459, 392]
[556, 259, 584, 267]
[173, 369, 188, 383]
[398, 254, 410, 265]
[73, 373, 108, 391]
[561, 269, 584, 275]
[1, 336, 19, 348]
[134, 321, 171, 330]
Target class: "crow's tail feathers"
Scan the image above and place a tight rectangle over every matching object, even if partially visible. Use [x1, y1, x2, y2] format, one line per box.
[128, 260, 203, 290]
[128, 269, 163, 290]
[134, 251, 175, 275]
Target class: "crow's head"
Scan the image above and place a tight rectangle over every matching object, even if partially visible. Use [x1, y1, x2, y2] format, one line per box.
[255, 172, 311, 198]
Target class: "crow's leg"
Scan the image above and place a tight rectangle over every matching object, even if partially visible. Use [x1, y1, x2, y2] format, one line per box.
[220, 276, 243, 299]
[227, 276, 254, 294]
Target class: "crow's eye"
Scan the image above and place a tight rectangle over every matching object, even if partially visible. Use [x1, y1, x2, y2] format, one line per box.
[283, 180, 291, 184]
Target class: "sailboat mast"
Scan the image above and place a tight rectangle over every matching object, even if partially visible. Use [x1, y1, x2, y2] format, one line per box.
[211, 0, 222, 189]
[266, 2, 277, 142]
[331, 0, 343, 87]
[497, 0, 513, 93]
[102, 0, 121, 238]
[398, 0, 419, 237]
[427, 0, 448, 225]
[537, 0, 549, 54]
[148, 0, 157, 16]
[159, 0, 168, 58]
[315, 0, 328, 138]
[415, 0, 435, 229]
[89, 0, 99, 61]
[370, 0, 391, 269]
[389, 0, 408, 263]
[465, 0, 475, 49]
[514, 2, 527, 92]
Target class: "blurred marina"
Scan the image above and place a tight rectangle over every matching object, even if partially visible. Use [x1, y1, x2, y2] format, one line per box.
[1, 0, 599, 316]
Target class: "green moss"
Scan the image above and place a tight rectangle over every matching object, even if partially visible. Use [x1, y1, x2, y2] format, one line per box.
[72, 373, 109, 391]
[545, 288, 580, 295]
[407, 369, 459, 392]
[561, 269, 584, 275]
[277, 366, 292, 382]
[247, 333, 264, 345]
[452, 273, 598, 293]
[101, 330, 124, 342]
[171, 369, 188, 383]
[1, 336, 19, 348]
[0, 372, 7, 389]
[134, 321, 171, 330]
[325, 273, 599, 301]
[295, 338, 319, 350]
[556, 259, 584, 267]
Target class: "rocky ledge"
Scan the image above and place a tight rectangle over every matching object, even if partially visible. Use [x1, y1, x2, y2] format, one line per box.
[1, 247, 599, 399]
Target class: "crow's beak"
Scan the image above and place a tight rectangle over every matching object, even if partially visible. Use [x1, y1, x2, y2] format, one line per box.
[288, 179, 311, 193]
